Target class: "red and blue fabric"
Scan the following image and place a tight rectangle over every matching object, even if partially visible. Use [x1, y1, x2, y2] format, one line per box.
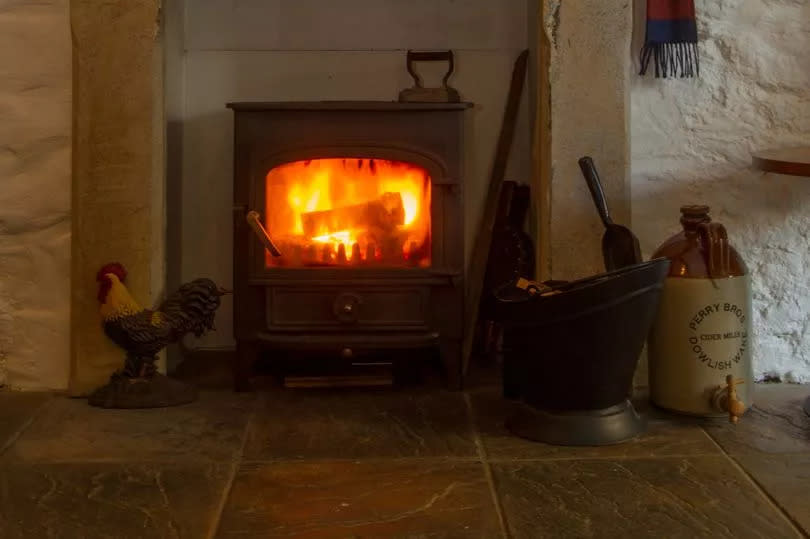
[640, 0, 699, 78]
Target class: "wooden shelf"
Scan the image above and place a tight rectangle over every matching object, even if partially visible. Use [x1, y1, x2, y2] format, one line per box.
[752, 146, 810, 177]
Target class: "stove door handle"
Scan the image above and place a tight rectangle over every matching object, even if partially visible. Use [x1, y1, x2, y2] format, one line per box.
[246, 210, 282, 257]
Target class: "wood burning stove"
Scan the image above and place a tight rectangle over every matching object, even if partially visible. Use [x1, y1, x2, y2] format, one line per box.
[228, 101, 471, 390]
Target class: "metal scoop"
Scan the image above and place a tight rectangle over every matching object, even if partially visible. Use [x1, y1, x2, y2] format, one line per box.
[578, 156, 642, 271]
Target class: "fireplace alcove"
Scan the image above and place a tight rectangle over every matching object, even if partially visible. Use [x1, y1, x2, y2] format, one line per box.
[61, 0, 634, 396]
[229, 101, 471, 390]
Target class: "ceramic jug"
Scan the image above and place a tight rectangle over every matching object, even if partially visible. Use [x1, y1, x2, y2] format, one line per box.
[648, 205, 753, 422]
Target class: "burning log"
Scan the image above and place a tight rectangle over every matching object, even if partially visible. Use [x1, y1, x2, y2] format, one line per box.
[301, 192, 405, 237]
[381, 235, 404, 264]
[407, 241, 418, 266]
[292, 244, 303, 266]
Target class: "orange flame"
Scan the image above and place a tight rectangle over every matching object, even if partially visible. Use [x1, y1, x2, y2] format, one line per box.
[264, 158, 431, 267]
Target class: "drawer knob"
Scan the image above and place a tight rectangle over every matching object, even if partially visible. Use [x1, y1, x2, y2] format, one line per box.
[333, 292, 362, 323]
[341, 348, 353, 358]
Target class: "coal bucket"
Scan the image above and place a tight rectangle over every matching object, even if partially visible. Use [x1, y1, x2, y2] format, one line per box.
[494, 258, 670, 445]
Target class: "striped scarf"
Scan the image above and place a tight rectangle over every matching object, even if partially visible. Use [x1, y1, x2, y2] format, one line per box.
[639, 0, 699, 78]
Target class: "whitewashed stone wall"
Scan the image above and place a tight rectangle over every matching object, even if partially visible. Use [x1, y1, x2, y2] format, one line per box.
[632, 0, 810, 381]
[0, 1, 71, 389]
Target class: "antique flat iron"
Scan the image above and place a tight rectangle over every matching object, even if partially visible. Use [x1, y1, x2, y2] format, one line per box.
[398, 50, 461, 103]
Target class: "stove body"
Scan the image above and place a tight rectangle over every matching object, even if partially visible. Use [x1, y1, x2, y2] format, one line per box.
[229, 102, 470, 389]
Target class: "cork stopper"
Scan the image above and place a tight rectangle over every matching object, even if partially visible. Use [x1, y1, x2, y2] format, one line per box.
[680, 205, 711, 232]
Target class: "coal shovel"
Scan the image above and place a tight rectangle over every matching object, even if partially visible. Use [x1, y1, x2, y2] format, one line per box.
[578, 156, 642, 271]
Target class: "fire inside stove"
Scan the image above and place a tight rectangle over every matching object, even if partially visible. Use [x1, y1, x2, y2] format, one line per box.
[264, 158, 431, 268]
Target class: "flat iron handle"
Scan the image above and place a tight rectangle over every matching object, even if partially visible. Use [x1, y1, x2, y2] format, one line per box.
[406, 50, 455, 89]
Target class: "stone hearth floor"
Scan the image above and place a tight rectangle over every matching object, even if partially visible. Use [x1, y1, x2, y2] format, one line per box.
[1, 377, 808, 538]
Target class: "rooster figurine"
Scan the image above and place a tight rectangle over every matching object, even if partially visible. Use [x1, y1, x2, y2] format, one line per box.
[88, 262, 231, 408]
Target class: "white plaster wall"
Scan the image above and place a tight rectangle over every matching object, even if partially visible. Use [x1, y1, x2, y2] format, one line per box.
[632, 0, 810, 381]
[172, 0, 532, 349]
[0, 1, 71, 389]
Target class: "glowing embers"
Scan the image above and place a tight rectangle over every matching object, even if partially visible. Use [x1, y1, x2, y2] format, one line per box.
[264, 158, 431, 267]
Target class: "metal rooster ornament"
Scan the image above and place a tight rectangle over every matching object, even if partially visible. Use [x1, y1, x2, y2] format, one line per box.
[88, 262, 231, 408]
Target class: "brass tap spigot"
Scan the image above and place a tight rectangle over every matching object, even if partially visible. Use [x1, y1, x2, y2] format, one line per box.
[712, 375, 746, 424]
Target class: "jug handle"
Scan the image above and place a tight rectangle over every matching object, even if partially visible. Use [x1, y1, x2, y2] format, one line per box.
[697, 222, 731, 278]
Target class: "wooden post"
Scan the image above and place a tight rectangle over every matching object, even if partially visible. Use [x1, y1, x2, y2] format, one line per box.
[70, 0, 165, 396]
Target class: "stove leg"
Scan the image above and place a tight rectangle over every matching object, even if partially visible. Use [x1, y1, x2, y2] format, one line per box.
[234, 341, 256, 392]
[440, 339, 462, 390]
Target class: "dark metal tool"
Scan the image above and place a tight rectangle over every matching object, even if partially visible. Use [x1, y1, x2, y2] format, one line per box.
[461, 49, 530, 378]
[578, 156, 642, 271]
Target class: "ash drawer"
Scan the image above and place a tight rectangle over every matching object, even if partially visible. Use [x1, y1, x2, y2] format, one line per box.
[266, 287, 429, 329]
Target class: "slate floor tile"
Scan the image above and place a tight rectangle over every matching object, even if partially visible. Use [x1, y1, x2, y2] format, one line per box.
[470, 390, 720, 460]
[216, 459, 500, 538]
[172, 350, 234, 389]
[0, 460, 230, 539]
[0, 391, 51, 453]
[735, 453, 810, 534]
[10, 391, 255, 462]
[492, 456, 799, 539]
[1, 383, 807, 538]
[703, 384, 810, 455]
[244, 388, 476, 460]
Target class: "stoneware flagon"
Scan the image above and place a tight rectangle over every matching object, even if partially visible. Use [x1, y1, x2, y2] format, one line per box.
[648, 206, 754, 422]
